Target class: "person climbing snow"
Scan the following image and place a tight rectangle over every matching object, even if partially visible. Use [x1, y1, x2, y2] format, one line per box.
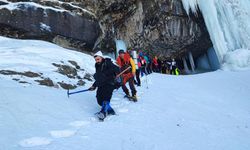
[116, 49, 138, 102]
[169, 58, 177, 75]
[88, 51, 120, 121]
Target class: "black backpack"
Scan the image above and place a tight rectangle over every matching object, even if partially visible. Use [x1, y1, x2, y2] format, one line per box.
[104, 58, 123, 89]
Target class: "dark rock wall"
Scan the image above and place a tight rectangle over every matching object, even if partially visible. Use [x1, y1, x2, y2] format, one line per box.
[0, 1, 100, 51]
[96, 0, 212, 60]
[0, 0, 212, 60]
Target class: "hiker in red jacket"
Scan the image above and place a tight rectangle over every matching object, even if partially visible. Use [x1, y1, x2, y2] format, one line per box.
[116, 50, 137, 102]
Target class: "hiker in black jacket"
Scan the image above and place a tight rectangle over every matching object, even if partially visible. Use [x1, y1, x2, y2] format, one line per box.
[88, 51, 120, 120]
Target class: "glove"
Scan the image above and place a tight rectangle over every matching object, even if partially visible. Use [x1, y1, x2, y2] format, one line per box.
[88, 86, 96, 91]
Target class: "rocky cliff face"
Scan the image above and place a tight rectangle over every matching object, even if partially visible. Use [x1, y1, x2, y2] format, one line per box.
[0, 0, 100, 51]
[95, 0, 212, 60]
[0, 0, 212, 60]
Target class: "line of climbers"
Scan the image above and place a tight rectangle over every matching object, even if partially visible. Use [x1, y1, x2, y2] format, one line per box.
[128, 49, 180, 76]
[88, 49, 180, 120]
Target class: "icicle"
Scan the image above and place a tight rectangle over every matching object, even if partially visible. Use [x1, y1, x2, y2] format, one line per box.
[181, 0, 250, 69]
[181, 0, 199, 15]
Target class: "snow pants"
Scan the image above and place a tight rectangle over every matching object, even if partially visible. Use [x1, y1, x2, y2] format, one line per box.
[122, 77, 137, 96]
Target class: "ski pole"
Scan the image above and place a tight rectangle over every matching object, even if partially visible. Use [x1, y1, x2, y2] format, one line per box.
[67, 89, 89, 98]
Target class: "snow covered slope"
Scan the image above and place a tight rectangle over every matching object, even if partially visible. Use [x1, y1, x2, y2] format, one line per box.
[0, 37, 250, 150]
[0, 36, 95, 89]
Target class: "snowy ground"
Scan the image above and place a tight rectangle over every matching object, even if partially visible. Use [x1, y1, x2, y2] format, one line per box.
[0, 37, 250, 150]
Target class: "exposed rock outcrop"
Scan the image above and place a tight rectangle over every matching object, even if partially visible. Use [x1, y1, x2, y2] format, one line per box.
[0, 0, 212, 60]
[0, 61, 93, 89]
[0, 1, 100, 51]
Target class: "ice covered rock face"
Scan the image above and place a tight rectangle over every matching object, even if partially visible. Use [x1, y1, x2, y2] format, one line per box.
[0, 0, 212, 60]
[182, 0, 250, 69]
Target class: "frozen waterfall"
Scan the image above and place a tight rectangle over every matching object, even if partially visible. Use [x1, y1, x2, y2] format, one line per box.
[115, 40, 127, 58]
[182, 0, 250, 70]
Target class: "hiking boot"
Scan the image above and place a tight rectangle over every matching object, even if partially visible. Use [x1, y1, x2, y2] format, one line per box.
[102, 101, 115, 116]
[107, 108, 116, 115]
[96, 111, 106, 120]
[124, 94, 131, 99]
[131, 95, 138, 102]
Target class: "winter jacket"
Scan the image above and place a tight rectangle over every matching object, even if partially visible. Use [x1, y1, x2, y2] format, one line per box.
[167, 61, 176, 70]
[137, 58, 142, 68]
[93, 58, 120, 88]
[116, 53, 136, 74]
[140, 57, 146, 67]
[144, 55, 149, 64]
[153, 57, 158, 66]
[116, 53, 136, 84]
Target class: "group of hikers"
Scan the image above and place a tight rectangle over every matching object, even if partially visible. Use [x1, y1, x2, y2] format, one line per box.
[134, 50, 180, 76]
[88, 49, 179, 120]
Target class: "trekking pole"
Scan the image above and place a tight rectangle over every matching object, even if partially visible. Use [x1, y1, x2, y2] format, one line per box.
[67, 89, 89, 98]
[145, 74, 149, 89]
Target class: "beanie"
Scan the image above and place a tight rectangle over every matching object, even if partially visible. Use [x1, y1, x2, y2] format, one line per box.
[118, 49, 125, 54]
[94, 51, 104, 58]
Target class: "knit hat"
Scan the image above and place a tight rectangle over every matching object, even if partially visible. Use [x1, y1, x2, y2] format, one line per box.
[94, 51, 104, 58]
[118, 49, 125, 54]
